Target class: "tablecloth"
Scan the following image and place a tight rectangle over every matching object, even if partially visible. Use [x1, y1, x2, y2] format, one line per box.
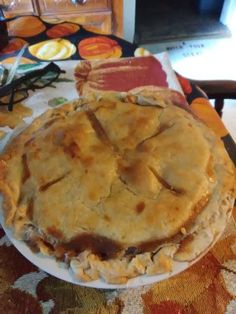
[0, 15, 136, 63]
[0, 15, 236, 314]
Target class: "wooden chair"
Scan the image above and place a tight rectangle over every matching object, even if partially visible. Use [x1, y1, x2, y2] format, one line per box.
[190, 79, 236, 117]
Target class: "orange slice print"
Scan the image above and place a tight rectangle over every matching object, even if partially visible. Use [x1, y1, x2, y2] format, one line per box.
[7, 16, 46, 37]
[46, 23, 80, 38]
[0, 38, 28, 55]
[190, 98, 228, 138]
[78, 36, 122, 60]
[0, 57, 35, 65]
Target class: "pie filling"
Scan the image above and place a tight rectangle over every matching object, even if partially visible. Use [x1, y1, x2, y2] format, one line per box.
[24, 226, 183, 261]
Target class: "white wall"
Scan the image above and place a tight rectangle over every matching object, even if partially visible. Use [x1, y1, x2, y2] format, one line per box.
[220, 0, 236, 36]
[123, 0, 136, 42]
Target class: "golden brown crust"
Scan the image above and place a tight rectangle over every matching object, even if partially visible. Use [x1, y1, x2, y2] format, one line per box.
[0, 90, 235, 284]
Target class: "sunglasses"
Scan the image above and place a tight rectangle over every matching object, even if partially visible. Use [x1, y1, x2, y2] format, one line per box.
[0, 62, 66, 111]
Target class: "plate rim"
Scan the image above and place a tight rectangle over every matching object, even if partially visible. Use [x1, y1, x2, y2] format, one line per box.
[0, 196, 233, 289]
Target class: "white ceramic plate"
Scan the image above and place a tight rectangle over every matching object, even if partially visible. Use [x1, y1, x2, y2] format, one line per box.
[0, 196, 191, 289]
[0, 195, 233, 289]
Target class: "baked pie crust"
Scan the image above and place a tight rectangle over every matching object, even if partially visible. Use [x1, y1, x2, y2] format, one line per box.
[0, 88, 235, 284]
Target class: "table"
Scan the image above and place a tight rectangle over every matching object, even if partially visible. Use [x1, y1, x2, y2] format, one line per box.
[0, 15, 236, 314]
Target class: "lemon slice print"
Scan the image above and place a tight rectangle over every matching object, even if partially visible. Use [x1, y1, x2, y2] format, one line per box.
[29, 39, 76, 61]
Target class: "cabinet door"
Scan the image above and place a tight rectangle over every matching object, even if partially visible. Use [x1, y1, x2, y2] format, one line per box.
[38, 0, 110, 17]
[37, 0, 112, 34]
[0, 0, 38, 17]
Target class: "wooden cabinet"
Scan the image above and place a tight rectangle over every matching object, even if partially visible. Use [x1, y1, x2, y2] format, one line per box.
[0, 0, 123, 37]
[0, 0, 37, 16]
[38, 0, 110, 15]
[37, 0, 113, 35]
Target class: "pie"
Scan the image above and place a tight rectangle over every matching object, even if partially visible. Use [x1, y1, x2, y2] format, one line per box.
[0, 88, 235, 284]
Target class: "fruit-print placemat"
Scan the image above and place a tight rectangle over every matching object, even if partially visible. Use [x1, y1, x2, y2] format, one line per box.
[0, 15, 137, 64]
[0, 31, 236, 314]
